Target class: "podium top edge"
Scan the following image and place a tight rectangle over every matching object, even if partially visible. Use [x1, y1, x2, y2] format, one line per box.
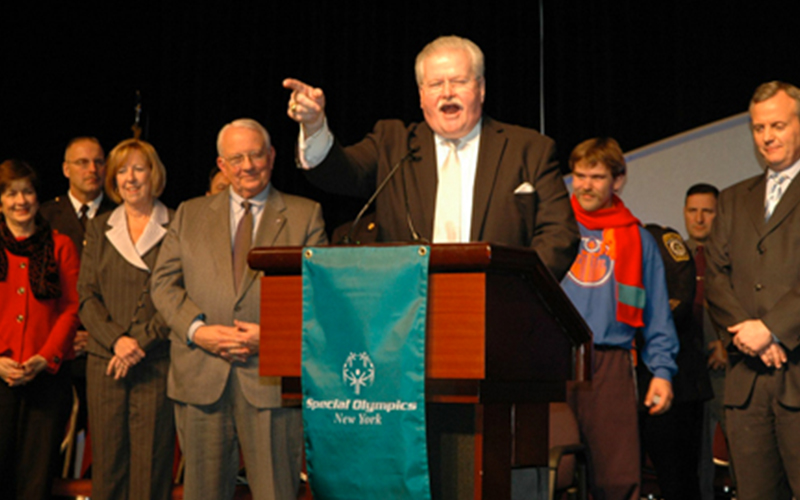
[248, 243, 546, 276]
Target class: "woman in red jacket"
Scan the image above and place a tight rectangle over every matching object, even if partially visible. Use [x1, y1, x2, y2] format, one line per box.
[0, 159, 80, 500]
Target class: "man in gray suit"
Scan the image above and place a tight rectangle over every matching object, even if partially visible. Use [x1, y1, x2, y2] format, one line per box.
[706, 81, 800, 500]
[152, 118, 328, 500]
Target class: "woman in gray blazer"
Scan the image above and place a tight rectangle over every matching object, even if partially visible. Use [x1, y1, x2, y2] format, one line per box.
[78, 139, 174, 500]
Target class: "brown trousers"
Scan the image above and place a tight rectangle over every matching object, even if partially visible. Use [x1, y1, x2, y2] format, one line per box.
[568, 347, 640, 500]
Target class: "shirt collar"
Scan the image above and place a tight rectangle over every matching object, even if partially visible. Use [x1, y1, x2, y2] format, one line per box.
[67, 190, 103, 215]
[229, 183, 270, 209]
[105, 200, 169, 271]
[433, 119, 482, 148]
[767, 157, 800, 183]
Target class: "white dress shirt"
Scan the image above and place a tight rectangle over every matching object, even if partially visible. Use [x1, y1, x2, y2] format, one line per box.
[297, 118, 482, 242]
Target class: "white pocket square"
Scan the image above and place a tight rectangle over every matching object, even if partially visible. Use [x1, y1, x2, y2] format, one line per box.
[514, 182, 535, 194]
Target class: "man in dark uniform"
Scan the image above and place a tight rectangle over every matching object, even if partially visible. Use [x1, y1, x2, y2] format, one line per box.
[40, 136, 116, 476]
[636, 224, 712, 500]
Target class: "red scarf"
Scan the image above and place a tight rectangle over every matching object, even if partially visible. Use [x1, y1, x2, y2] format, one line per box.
[571, 194, 644, 327]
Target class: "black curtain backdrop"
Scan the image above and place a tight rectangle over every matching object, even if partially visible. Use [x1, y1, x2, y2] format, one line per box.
[4, 2, 800, 233]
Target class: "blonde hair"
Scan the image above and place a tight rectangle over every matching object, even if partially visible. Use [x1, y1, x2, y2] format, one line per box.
[105, 139, 167, 204]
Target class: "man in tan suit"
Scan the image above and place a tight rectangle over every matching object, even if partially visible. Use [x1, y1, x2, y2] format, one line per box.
[706, 81, 800, 500]
[152, 118, 327, 500]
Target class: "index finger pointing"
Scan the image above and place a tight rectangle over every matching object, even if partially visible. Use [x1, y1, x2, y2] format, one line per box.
[283, 78, 312, 94]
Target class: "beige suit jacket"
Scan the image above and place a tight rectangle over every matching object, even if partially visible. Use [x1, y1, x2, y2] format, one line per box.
[151, 187, 327, 408]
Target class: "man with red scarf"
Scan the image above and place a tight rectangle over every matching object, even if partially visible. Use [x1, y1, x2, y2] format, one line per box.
[562, 137, 678, 500]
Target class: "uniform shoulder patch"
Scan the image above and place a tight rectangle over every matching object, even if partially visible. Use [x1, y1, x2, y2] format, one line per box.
[662, 232, 689, 262]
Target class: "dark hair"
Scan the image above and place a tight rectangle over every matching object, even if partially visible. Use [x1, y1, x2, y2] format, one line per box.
[0, 159, 39, 195]
[685, 183, 719, 201]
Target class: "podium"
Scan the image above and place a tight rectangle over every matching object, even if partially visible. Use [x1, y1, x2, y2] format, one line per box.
[249, 243, 591, 500]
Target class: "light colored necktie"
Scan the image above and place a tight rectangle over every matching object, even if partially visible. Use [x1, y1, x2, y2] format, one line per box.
[765, 172, 789, 221]
[433, 139, 461, 243]
[233, 201, 252, 293]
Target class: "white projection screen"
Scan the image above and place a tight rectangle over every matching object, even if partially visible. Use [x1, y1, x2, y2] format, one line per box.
[566, 112, 765, 239]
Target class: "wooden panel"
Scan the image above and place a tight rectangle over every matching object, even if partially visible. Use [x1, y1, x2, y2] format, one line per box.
[512, 403, 549, 467]
[426, 273, 486, 380]
[260, 276, 302, 377]
[480, 404, 512, 499]
[260, 272, 487, 380]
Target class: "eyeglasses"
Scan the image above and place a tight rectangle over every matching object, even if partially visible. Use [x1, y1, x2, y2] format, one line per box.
[223, 149, 268, 168]
[67, 158, 106, 169]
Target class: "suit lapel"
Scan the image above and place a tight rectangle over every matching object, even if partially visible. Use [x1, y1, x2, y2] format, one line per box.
[97, 194, 118, 216]
[57, 195, 86, 243]
[765, 172, 800, 234]
[406, 123, 437, 241]
[471, 118, 506, 241]
[207, 193, 237, 298]
[236, 187, 287, 300]
[745, 174, 767, 238]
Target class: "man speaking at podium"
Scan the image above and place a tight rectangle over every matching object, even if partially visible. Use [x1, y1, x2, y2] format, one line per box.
[284, 35, 579, 280]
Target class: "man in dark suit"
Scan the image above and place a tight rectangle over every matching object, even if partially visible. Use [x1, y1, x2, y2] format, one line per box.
[39, 136, 116, 476]
[41, 137, 116, 256]
[684, 183, 736, 498]
[41, 140, 118, 327]
[706, 81, 800, 500]
[152, 119, 328, 500]
[283, 35, 578, 280]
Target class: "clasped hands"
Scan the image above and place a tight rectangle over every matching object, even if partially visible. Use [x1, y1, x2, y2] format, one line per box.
[0, 355, 47, 387]
[106, 336, 145, 380]
[193, 320, 260, 364]
[729, 319, 787, 369]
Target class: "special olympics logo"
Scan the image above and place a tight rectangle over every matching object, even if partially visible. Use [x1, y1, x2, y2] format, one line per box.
[343, 352, 375, 395]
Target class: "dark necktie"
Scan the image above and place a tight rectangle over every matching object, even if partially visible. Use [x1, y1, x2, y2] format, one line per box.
[233, 201, 253, 293]
[693, 245, 706, 325]
[78, 204, 89, 230]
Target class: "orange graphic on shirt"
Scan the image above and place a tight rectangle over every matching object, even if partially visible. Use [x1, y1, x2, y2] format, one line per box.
[567, 230, 616, 287]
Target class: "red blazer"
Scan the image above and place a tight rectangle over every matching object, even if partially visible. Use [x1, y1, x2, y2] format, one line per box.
[0, 231, 80, 373]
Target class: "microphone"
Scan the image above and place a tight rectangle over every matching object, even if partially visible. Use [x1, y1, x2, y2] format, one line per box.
[401, 145, 426, 243]
[339, 125, 420, 244]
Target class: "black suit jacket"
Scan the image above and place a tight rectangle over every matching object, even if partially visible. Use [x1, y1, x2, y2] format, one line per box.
[304, 118, 579, 280]
[706, 172, 800, 408]
[40, 194, 117, 258]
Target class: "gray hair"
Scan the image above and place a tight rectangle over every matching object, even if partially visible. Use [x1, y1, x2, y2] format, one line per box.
[414, 35, 485, 87]
[216, 118, 272, 156]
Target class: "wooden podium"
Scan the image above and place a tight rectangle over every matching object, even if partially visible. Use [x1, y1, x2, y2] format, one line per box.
[249, 243, 591, 500]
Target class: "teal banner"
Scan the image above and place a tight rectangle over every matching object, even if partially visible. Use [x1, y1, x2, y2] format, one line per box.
[302, 245, 431, 500]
